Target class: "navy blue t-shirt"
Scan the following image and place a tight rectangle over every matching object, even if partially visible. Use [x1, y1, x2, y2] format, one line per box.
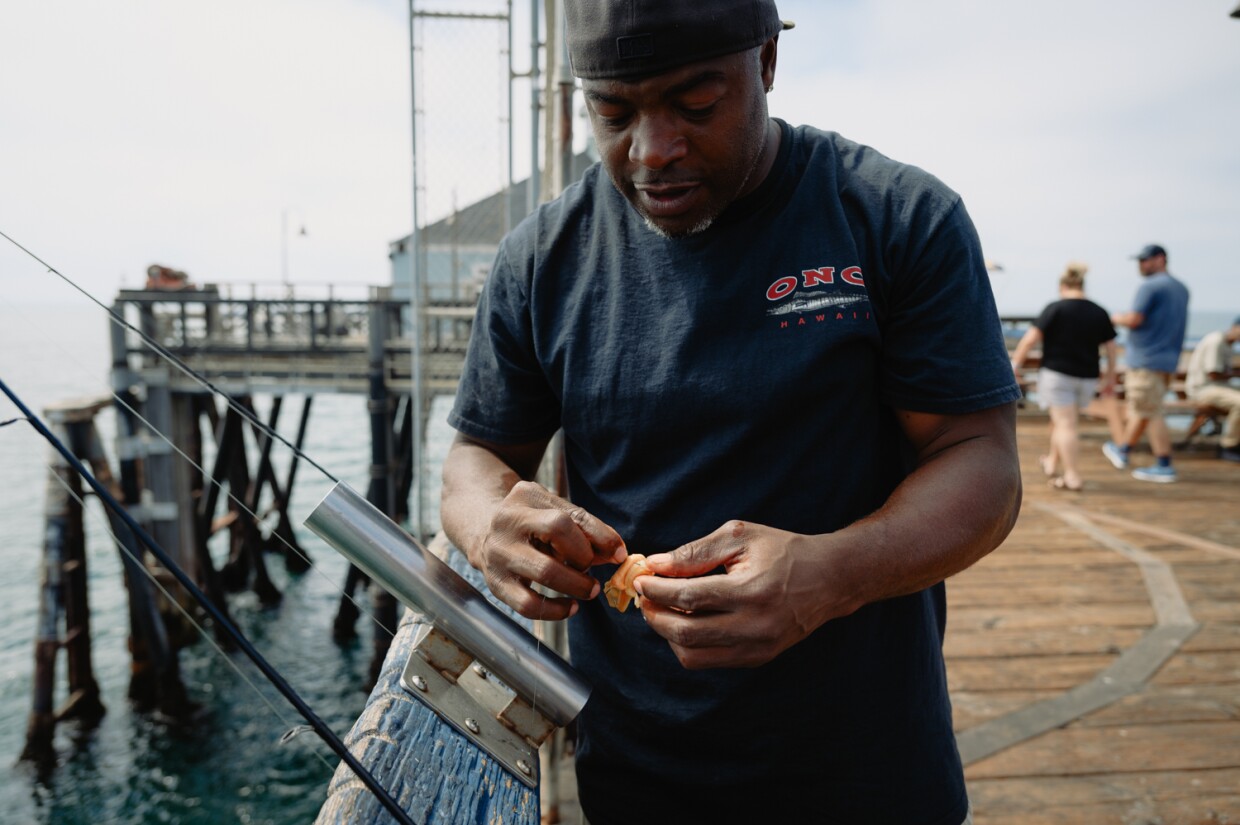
[450, 120, 1019, 823]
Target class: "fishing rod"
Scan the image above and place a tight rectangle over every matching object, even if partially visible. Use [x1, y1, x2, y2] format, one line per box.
[0, 375, 417, 825]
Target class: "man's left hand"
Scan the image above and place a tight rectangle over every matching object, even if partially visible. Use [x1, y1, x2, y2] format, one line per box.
[634, 521, 843, 669]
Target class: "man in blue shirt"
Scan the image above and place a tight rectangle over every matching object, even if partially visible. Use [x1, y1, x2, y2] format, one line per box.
[1103, 244, 1191, 482]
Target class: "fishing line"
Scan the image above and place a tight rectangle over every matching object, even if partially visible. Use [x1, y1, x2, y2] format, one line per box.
[0, 231, 397, 637]
[43, 464, 338, 773]
[0, 227, 339, 484]
[0, 375, 417, 825]
[1, 417, 28, 428]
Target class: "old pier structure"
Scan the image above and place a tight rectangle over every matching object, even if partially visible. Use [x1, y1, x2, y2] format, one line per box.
[21, 284, 472, 760]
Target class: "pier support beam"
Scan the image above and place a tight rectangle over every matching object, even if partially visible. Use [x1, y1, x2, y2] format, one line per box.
[21, 411, 109, 766]
[363, 302, 400, 683]
[109, 310, 190, 710]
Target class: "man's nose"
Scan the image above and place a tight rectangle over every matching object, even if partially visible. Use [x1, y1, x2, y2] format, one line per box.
[629, 114, 687, 170]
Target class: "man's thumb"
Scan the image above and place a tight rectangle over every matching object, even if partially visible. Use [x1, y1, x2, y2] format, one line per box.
[645, 533, 735, 578]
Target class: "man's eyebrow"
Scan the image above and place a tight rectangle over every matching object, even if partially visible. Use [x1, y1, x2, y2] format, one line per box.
[663, 69, 728, 98]
[583, 70, 729, 105]
[583, 88, 625, 106]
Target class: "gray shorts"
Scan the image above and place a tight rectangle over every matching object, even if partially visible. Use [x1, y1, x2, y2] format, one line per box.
[1038, 367, 1097, 410]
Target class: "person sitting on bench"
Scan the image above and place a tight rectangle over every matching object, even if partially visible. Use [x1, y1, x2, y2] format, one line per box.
[1184, 316, 1240, 463]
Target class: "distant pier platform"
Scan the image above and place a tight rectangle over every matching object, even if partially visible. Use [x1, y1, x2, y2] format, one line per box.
[114, 286, 474, 396]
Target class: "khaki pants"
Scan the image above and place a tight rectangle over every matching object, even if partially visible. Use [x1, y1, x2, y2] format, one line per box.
[1193, 384, 1240, 449]
[1125, 368, 1171, 418]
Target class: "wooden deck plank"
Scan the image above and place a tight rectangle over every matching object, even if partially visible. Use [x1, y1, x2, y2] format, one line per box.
[948, 582, 1150, 607]
[1071, 683, 1240, 727]
[969, 769, 1240, 823]
[1150, 650, 1240, 685]
[945, 626, 1143, 658]
[952, 691, 1064, 731]
[949, 603, 1156, 631]
[948, 654, 1119, 692]
[965, 720, 1240, 779]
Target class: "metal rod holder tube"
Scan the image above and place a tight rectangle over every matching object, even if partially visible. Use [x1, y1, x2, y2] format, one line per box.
[304, 482, 590, 726]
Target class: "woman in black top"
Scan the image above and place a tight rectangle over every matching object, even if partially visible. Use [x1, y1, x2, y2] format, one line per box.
[1011, 262, 1118, 490]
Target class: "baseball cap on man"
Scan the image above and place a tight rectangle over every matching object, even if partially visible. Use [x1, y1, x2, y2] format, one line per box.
[565, 0, 794, 81]
[1132, 244, 1167, 261]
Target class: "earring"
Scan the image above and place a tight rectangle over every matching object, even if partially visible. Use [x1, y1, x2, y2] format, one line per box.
[766, 84, 774, 93]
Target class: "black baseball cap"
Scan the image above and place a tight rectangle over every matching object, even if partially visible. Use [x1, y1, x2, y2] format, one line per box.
[565, 0, 794, 81]
[1132, 244, 1167, 261]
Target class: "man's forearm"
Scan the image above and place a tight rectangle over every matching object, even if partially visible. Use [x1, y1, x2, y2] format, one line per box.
[818, 406, 1022, 618]
[440, 437, 534, 566]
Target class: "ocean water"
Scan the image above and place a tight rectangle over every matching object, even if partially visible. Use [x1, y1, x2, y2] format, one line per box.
[0, 302, 454, 824]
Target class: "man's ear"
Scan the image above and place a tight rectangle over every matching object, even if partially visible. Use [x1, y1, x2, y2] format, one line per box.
[760, 37, 779, 92]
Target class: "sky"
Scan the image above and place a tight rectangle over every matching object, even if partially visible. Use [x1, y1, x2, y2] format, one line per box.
[1, 0, 1238, 317]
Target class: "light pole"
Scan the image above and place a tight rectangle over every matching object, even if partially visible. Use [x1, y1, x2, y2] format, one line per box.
[281, 207, 307, 290]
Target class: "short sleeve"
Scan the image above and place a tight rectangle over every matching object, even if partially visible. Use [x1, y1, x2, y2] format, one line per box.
[447, 244, 562, 444]
[1131, 280, 1157, 317]
[877, 200, 1022, 414]
[1096, 310, 1118, 344]
[1033, 303, 1056, 333]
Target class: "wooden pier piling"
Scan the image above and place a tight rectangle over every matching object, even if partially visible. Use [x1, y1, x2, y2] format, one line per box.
[21, 404, 112, 764]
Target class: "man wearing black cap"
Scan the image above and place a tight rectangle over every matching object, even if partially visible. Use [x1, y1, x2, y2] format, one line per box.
[1103, 244, 1191, 482]
[441, 2, 1021, 822]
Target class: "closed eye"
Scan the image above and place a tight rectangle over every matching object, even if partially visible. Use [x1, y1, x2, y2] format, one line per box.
[680, 104, 717, 121]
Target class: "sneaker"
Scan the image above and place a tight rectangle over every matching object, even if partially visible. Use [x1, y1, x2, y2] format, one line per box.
[1220, 448, 1240, 463]
[1102, 441, 1129, 470]
[1132, 465, 1178, 483]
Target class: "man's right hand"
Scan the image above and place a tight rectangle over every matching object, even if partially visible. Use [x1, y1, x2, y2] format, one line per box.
[475, 480, 627, 620]
[441, 432, 627, 621]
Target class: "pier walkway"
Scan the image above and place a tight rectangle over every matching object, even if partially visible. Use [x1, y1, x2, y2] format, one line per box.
[950, 414, 1240, 824]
